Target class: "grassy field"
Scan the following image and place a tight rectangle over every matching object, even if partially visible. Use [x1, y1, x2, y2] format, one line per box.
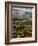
[11, 18, 32, 38]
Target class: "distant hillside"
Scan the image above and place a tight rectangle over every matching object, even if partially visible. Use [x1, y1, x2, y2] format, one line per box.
[11, 8, 32, 20]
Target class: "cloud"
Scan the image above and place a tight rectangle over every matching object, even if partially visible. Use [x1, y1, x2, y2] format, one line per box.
[12, 7, 32, 13]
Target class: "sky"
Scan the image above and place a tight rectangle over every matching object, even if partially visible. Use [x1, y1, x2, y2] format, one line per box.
[12, 7, 32, 13]
[11, 7, 32, 19]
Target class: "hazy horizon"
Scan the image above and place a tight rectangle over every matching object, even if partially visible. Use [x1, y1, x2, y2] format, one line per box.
[11, 7, 32, 20]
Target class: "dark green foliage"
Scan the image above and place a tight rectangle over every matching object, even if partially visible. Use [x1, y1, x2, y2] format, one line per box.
[11, 18, 32, 38]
